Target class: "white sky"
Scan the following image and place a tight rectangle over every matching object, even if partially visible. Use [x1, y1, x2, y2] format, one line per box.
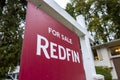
[54, 0, 70, 8]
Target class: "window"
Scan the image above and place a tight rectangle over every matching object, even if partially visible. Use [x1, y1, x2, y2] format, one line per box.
[111, 46, 120, 56]
[93, 49, 99, 60]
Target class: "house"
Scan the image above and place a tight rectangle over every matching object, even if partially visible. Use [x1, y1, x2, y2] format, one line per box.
[92, 39, 120, 80]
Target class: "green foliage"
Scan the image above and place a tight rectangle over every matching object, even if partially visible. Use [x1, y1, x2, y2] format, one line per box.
[66, 3, 76, 19]
[66, 0, 120, 44]
[95, 66, 112, 80]
[0, 0, 27, 78]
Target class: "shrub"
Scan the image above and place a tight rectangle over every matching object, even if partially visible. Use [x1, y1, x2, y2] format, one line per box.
[95, 66, 112, 80]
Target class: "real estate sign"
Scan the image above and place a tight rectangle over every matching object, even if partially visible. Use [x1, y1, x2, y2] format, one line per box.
[19, 2, 86, 80]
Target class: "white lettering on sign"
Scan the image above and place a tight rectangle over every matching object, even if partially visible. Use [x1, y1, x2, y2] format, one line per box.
[61, 34, 72, 44]
[48, 27, 72, 44]
[48, 27, 60, 38]
[36, 34, 80, 63]
[36, 34, 50, 59]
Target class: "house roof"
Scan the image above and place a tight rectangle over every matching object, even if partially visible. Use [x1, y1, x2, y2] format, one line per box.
[92, 39, 120, 49]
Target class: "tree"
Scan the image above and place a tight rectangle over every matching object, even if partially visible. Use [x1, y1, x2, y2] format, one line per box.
[0, 0, 27, 78]
[66, 0, 120, 44]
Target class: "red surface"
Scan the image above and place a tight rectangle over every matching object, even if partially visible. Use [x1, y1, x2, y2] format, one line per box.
[19, 2, 86, 80]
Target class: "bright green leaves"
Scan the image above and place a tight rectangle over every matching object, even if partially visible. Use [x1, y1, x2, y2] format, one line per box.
[66, 0, 120, 43]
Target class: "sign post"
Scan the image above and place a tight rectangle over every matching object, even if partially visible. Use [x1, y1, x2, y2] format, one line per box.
[19, 2, 86, 80]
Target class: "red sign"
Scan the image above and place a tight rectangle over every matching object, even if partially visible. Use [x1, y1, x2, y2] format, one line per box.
[19, 2, 86, 80]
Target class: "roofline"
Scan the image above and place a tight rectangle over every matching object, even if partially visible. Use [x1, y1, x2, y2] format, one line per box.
[92, 39, 120, 49]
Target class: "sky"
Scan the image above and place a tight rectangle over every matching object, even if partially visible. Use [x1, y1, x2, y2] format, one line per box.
[54, 0, 70, 8]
